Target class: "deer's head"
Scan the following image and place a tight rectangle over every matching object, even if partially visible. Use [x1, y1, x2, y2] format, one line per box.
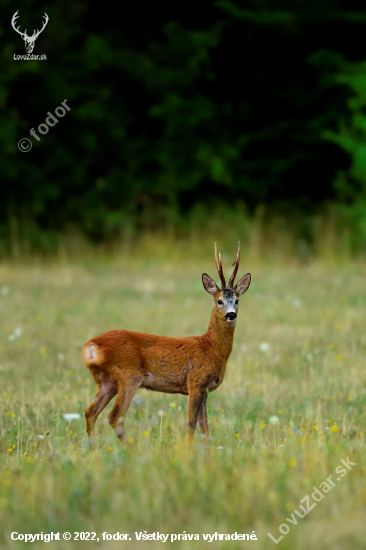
[202, 242, 251, 324]
[11, 11, 49, 54]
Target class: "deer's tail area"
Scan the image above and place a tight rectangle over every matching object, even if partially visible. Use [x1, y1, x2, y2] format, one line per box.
[82, 333, 143, 385]
[82, 341, 105, 369]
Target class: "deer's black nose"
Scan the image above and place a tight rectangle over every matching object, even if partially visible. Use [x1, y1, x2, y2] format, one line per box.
[225, 312, 237, 320]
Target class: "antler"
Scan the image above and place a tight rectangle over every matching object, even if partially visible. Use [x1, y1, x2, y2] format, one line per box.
[11, 11, 26, 39]
[228, 241, 240, 289]
[11, 11, 49, 41]
[32, 13, 49, 40]
[215, 242, 226, 289]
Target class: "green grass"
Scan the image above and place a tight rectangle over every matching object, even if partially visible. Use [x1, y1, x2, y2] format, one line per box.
[0, 244, 365, 549]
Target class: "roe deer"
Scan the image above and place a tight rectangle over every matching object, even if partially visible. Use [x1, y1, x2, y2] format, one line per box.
[83, 243, 251, 448]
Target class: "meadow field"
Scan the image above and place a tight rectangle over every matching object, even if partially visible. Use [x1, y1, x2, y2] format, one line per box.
[0, 237, 365, 549]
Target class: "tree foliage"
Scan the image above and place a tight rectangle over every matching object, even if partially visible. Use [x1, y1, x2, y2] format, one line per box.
[1, 0, 366, 242]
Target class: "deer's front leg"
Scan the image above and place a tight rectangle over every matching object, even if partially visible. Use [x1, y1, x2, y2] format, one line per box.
[186, 388, 206, 445]
[197, 391, 209, 441]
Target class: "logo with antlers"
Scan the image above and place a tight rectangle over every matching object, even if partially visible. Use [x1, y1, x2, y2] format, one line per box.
[11, 10, 49, 54]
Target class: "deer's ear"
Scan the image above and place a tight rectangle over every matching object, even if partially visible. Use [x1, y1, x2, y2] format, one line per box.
[202, 273, 219, 296]
[235, 273, 251, 296]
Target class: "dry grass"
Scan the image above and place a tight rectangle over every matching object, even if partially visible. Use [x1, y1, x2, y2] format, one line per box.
[0, 240, 365, 549]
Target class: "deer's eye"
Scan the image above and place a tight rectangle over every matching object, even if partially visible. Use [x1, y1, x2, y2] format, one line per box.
[235, 300, 239, 305]
[217, 300, 223, 305]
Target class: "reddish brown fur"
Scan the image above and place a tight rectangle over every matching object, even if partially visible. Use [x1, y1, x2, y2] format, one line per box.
[83, 243, 251, 448]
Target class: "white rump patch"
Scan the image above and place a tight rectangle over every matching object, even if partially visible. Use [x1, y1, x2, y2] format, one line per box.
[86, 343, 97, 361]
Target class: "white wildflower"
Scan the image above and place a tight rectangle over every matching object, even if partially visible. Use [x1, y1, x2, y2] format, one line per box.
[8, 327, 22, 341]
[63, 413, 81, 421]
[259, 342, 270, 353]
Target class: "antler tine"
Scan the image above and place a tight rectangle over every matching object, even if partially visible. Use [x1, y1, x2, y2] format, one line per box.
[214, 242, 226, 289]
[228, 241, 241, 289]
[11, 11, 19, 27]
[33, 13, 49, 39]
[11, 11, 26, 38]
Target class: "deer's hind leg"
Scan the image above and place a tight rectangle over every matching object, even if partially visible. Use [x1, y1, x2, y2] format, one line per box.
[108, 369, 143, 442]
[85, 370, 117, 450]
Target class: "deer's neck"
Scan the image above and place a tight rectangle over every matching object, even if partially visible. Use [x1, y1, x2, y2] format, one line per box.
[205, 309, 236, 362]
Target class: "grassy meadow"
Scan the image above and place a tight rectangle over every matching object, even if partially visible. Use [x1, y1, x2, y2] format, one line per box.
[0, 236, 365, 549]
